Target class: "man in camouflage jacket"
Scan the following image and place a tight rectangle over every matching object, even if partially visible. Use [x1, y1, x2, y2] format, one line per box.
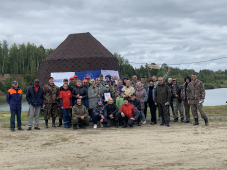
[187, 73, 208, 126]
[43, 77, 60, 128]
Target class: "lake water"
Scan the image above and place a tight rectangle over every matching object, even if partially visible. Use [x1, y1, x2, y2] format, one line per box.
[0, 88, 226, 111]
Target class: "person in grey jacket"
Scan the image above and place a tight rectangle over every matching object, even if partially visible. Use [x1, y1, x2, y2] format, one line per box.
[88, 79, 98, 120]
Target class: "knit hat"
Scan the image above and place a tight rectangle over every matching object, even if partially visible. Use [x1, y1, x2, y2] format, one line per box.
[97, 98, 103, 102]
[90, 79, 95, 83]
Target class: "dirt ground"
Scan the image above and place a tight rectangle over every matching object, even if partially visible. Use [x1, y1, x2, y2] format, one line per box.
[0, 120, 227, 170]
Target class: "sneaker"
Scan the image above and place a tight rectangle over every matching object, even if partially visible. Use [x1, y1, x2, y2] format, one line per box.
[27, 127, 32, 130]
[150, 122, 155, 125]
[34, 127, 40, 130]
[18, 128, 24, 131]
[184, 121, 190, 123]
[100, 123, 103, 128]
[11, 129, 15, 132]
[142, 120, 146, 125]
[93, 124, 97, 129]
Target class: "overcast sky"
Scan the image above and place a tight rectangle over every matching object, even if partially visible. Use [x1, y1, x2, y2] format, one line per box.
[1, 0, 227, 71]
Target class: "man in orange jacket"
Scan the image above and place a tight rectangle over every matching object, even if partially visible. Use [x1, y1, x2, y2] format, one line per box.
[119, 97, 140, 128]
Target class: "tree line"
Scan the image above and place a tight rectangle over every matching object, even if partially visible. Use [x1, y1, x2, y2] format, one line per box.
[114, 53, 227, 89]
[0, 40, 226, 93]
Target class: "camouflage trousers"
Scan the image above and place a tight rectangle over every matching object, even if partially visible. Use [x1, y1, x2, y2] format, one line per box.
[157, 103, 169, 123]
[190, 100, 207, 119]
[72, 116, 91, 125]
[184, 100, 191, 121]
[44, 103, 59, 120]
[173, 100, 184, 119]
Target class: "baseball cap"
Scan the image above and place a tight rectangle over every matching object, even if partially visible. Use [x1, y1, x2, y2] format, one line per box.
[70, 77, 74, 80]
[172, 78, 177, 81]
[63, 78, 68, 82]
[74, 75, 78, 78]
[106, 80, 111, 82]
[131, 93, 136, 96]
[105, 85, 110, 88]
[99, 74, 103, 77]
[85, 76, 90, 79]
[34, 79, 39, 82]
[12, 80, 18, 84]
[141, 76, 146, 78]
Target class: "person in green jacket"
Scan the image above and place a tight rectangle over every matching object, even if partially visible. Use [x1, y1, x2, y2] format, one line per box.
[155, 77, 171, 127]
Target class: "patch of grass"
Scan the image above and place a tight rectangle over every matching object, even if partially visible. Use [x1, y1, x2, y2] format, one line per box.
[0, 111, 44, 122]
[178, 163, 182, 166]
[1, 123, 26, 128]
[61, 137, 68, 142]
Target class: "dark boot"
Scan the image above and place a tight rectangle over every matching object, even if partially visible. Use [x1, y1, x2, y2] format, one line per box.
[174, 118, 178, 122]
[138, 121, 141, 126]
[52, 118, 56, 127]
[204, 118, 209, 126]
[122, 121, 127, 128]
[115, 120, 119, 128]
[57, 119, 62, 127]
[45, 120, 48, 128]
[181, 118, 184, 122]
[193, 118, 199, 125]
[165, 122, 170, 127]
[160, 122, 165, 126]
[73, 124, 77, 130]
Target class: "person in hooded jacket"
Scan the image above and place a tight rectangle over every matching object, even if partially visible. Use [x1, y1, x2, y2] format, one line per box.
[26, 79, 43, 130]
[72, 80, 88, 106]
[135, 82, 147, 124]
[145, 80, 157, 125]
[181, 76, 191, 123]
[93, 98, 108, 129]
[106, 98, 119, 127]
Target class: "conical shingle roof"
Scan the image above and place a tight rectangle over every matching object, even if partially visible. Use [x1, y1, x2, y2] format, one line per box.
[37, 32, 119, 86]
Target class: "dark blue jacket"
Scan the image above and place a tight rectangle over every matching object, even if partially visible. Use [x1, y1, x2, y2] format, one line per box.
[6, 87, 23, 110]
[26, 86, 44, 107]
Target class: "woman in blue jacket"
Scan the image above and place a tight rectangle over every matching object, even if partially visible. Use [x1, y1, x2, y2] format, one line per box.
[145, 80, 157, 125]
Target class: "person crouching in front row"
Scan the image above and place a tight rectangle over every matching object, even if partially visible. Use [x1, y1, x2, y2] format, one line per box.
[59, 84, 72, 128]
[93, 98, 108, 129]
[71, 98, 90, 130]
[119, 97, 140, 128]
[106, 98, 119, 128]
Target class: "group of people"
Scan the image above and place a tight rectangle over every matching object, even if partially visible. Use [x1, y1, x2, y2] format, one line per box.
[6, 69, 209, 132]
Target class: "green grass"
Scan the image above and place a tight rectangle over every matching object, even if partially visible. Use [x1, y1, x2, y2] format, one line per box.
[0, 93, 27, 102]
[0, 111, 44, 122]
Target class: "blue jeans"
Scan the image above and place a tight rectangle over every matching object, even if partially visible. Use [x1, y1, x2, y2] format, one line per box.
[89, 109, 94, 121]
[10, 109, 22, 129]
[62, 109, 70, 124]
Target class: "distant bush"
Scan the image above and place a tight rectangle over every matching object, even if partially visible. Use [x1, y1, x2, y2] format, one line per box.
[204, 83, 214, 89]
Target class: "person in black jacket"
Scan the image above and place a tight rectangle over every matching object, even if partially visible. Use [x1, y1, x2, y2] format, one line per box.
[26, 79, 43, 130]
[106, 98, 119, 127]
[129, 93, 141, 126]
[72, 80, 88, 106]
[170, 78, 184, 122]
[102, 85, 112, 105]
[58, 78, 73, 127]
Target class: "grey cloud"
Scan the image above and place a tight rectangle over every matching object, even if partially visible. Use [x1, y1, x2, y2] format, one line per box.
[0, 0, 227, 71]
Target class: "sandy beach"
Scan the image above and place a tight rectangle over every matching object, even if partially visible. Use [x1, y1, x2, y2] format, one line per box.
[0, 120, 227, 170]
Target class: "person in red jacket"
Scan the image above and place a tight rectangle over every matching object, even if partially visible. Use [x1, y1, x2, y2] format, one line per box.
[59, 84, 73, 128]
[119, 97, 140, 128]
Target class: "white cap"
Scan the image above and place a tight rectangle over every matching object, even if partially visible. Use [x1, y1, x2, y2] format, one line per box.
[168, 78, 172, 81]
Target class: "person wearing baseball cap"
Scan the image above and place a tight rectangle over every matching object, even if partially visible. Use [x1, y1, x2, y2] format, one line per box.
[58, 78, 73, 127]
[105, 80, 113, 91]
[112, 84, 119, 104]
[26, 79, 44, 130]
[69, 77, 76, 89]
[43, 76, 60, 128]
[99, 74, 106, 86]
[102, 85, 112, 104]
[6, 80, 23, 131]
